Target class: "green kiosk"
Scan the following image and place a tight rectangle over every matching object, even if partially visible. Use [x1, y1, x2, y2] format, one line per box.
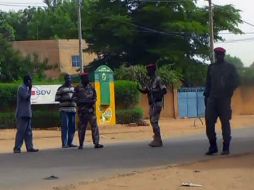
[94, 65, 116, 125]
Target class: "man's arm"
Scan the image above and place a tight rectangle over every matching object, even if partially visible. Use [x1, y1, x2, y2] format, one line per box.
[204, 65, 212, 98]
[18, 86, 31, 100]
[157, 77, 167, 95]
[137, 83, 148, 94]
[203, 65, 212, 106]
[55, 86, 62, 102]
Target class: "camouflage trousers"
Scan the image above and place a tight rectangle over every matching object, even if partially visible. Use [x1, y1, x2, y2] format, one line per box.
[149, 102, 163, 138]
[78, 112, 100, 146]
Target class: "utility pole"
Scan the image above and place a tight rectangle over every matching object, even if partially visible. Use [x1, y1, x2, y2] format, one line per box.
[208, 0, 215, 63]
[78, 0, 84, 73]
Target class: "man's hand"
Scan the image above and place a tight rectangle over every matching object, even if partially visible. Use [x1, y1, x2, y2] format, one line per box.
[28, 83, 32, 91]
[137, 83, 148, 94]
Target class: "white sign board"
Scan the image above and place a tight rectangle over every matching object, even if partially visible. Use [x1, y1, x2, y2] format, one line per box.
[31, 85, 61, 105]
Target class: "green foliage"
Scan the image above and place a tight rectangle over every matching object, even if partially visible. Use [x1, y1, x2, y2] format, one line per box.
[0, 83, 18, 110]
[33, 110, 60, 128]
[158, 64, 183, 88]
[114, 64, 182, 88]
[176, 61, 208, 87]
[0, 112, 16, 129]
[84, 0, 242, 67]
[116, 108, 143, 124]
[1, 0, 242, 86]
[239, 67, 254, 85]
[0, 12, 15, 40]
[1, 0, 242, 66]
[114, 80, 144, 124]
[225, 54, 244, 69]
[114, 80, 140, 109]
[114, 65, 147, 84]
[0, 35, 53, 82]
[0, 111, 60, 129]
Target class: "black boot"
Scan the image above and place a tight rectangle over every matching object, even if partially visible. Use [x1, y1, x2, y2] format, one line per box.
[221, 142, 230, 155]
[149, 135, 163, 147]
[205, 143, 218, 155]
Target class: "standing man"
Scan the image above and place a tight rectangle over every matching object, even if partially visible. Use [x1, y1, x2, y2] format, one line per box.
[137, 64, 167, 147]
[204, 47, 239, 155]
[73, 72, 103, 149]
[55, 74, 77, 148]
[13, 75, 39, 153]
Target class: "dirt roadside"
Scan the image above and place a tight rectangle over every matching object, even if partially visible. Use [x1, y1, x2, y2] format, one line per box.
[63, 153, 254, 190]
[1, 115, 254, 153]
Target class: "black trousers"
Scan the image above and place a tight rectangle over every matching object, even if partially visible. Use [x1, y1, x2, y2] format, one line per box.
[205, 97, 232, 146]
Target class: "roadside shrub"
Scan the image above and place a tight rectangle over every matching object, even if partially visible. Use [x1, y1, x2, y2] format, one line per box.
[0, 111, 60, 129]
[32, 111, 60, 128]
[116, 108, 143, 124]
[115, 80, 140, 109]
[0, 112, 16, 129]
[114, 65, 182, 88]
[0, 83, 18, 110]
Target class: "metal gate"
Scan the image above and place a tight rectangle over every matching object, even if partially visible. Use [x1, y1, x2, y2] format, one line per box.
[178, 88, 205, 118]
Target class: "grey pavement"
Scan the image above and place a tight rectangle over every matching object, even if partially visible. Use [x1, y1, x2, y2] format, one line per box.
[0, 127, 253, 190]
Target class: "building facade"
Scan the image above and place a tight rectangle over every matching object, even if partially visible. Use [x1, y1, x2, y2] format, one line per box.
[12, 39, 97, 79]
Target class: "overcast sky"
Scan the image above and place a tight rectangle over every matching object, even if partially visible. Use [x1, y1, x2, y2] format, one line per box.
[1, 0, 254, 66]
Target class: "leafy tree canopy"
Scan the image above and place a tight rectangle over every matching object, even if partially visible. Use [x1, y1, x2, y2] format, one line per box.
[1, 0, 243, 85]
[225, 54, 244, 69]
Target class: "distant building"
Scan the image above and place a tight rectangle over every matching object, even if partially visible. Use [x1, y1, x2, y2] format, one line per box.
[12, 39, 97, 79]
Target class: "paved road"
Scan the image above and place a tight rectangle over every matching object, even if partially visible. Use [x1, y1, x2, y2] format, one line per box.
[0, 127, 254, 190]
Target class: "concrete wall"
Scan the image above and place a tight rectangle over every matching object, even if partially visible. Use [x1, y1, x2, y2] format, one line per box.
[232, 87, 254, 115]
[140, 86, 254, 118]
[139, 88, 177, 119]
[12, 39, 97, 79]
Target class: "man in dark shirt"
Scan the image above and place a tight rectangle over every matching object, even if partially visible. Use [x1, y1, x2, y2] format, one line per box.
[204, 47, 239, 155]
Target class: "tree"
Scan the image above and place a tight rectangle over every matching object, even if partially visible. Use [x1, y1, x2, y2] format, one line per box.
[83, 0, 242, 69]
[225, 54, 244, 69]
[1, 0, 243, 86]
[0, 34, 52, 82]
[0, 11, 15, 40]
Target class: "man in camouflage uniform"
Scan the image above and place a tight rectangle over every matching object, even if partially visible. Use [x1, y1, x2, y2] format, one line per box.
[204, 47, 239, 155]
[137, 64, 167, 147]
[73, 73, 103, 149]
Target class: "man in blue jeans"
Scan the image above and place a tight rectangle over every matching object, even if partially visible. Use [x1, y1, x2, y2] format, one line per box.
[55, 74, 77, 148]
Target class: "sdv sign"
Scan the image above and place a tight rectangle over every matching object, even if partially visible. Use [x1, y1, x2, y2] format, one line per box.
[31, 85, 61, 105]
[32, 89, 51, 96]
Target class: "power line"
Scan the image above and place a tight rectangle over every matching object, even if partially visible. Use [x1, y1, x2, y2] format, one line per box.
[242, 20, 254, 28]
[0, 2, 46, 8]
[218, 37, 254, 43]
[220, 32, 254, 35]
[0, 2, 44, 5]
[0, 3, 45, 8]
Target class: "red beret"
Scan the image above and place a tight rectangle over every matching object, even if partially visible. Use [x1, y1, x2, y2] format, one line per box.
[146, 64, 156, 69]
[214, 47, 226, 54]
[80, 72, 89, 77]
